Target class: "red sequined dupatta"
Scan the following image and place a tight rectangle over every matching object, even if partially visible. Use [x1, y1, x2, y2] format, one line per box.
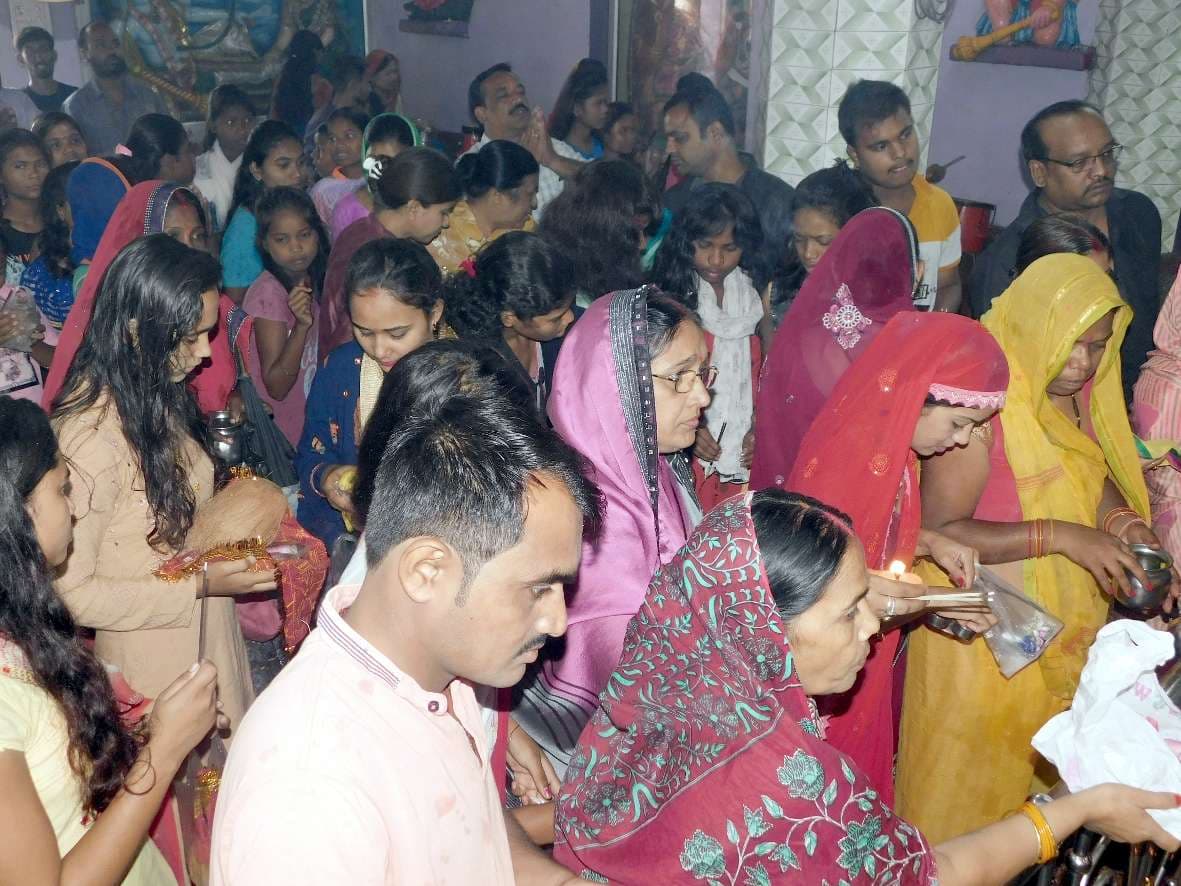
[788, 312, 1008, 803]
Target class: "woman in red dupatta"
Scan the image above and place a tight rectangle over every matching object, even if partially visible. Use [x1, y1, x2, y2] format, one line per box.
[750, 206, 920, 490]
[554, 491, 1179, 885]
[42, 181, 248, 413]
[789, 312, 1009, 804]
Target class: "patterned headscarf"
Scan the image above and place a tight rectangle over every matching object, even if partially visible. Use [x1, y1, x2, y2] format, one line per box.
[44, 182, 202, 408]
[554, 494, 937, 885]
[66, 157, 132, 265]
[751, 207, 919, 490]
[514, 287, 700, 774]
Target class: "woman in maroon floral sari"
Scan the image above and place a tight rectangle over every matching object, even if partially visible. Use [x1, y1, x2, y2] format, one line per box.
[554, 491, 1179, 884]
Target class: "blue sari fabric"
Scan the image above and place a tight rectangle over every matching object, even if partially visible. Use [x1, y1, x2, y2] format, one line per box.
[295, 340, 363, 548]
[20, 257, 73, 327]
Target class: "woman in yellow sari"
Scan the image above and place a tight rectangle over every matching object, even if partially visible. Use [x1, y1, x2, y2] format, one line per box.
[897, 253, 1164, 842]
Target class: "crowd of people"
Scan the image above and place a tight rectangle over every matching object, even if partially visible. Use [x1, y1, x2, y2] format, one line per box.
[2, 18, 1181, 886]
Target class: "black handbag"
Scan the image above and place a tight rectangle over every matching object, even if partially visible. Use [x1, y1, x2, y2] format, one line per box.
[227, 306, 299, 488]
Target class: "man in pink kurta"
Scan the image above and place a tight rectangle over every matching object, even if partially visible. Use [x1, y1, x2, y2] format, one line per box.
[210, 394, 598, 884]
[211, 582, 515, 884]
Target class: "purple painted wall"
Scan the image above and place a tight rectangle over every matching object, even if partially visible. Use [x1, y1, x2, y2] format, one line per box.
[927, 0, 1098, 225]
[364, 0, 593, 134]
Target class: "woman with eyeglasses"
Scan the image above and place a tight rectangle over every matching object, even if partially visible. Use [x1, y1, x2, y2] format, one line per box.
[514, 286, 711, 777]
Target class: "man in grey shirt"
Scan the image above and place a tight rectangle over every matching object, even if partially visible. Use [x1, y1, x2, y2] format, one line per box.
[63, 20, 167, 155]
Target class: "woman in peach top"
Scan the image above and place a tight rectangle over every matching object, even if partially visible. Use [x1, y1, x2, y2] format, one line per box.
[52, 235, 277, 735]
[428, 139, 539, 273]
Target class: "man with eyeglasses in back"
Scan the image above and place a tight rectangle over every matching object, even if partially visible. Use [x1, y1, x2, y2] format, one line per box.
[969, 100, 1162, 399]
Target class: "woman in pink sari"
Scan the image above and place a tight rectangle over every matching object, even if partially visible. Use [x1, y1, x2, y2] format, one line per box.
[554, 491, 1179, 884]
[1134, 267, 1181, 554]
[750, 206, 921, 489]
[789, 312, 1009, 804]
[514, 286, 710, 775]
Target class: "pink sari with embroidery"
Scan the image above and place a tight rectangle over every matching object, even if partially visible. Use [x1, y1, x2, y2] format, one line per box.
[751, 207, 919, 490]
[789, 313, 1009, 803]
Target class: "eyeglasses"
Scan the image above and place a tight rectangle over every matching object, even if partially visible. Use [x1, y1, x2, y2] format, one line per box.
[1038, 144, 1123, 174]
[652, 365, 717, 393]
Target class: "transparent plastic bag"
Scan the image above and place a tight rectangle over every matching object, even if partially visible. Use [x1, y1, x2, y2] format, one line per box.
[174, 731, 227, 886]
[0, 285, 41, 353]
[978, 566, 1064, 678]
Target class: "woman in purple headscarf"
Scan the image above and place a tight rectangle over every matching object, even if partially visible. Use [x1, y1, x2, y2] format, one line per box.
[514, 286, 711, 774]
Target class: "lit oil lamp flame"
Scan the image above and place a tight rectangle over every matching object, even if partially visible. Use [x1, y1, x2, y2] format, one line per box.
[888, 560, 907, 579]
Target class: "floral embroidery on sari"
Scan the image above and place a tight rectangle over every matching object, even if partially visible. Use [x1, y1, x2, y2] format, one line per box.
[554, 497, 937, 884]
[821, 283, 872, 351]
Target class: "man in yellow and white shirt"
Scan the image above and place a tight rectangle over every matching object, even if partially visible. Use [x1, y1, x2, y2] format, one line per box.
[838, 79, 962, 313]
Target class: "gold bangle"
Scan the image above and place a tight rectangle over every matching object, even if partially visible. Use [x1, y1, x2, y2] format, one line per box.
[1017, 801, 1058, 865]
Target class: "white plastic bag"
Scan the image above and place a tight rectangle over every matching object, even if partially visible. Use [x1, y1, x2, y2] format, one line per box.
[1032, 620, 1181, 838]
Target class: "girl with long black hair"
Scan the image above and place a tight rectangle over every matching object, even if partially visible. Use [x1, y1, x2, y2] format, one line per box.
[269, 30, 324, 138]
[442, 230, 575, 413]
[19, 160, 78, 331]
[549, 58, 609, 160]
[0, 396, 219, 884]
[123, 113, 195, 185]
[651, 181, 768, 509]
[194, 84, 256, 232]
[220, 120, 304, 303]
[52, 234, 277, 736]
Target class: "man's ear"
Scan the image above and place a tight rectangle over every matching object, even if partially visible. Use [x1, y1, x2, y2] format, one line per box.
[1028, 159, 1048, 189]
[397, 537, 456, 604]
[473, 104, 488, 129]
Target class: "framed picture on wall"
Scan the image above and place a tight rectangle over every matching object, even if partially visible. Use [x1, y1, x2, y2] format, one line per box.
[613, 0, 752, 150]
[398, 0, 475, 37]
[87, 0, 367, 120]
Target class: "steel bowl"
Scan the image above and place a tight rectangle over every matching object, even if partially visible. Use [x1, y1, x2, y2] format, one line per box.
[207, 410, 244, 465]
[1118, 544, 1173, 614]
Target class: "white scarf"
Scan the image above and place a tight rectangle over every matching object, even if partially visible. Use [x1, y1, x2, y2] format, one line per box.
[695, 269, 763, 482]
[193, 142, 241, 232]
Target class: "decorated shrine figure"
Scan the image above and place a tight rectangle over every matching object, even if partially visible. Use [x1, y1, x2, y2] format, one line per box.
[978, 0, 1080, 48]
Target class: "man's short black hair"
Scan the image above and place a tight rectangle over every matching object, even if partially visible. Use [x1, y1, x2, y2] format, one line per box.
[15, 26, 53, 53]
[1020, 99, 1105, 163]
[365, 396, 601, 594]
[663, 85, 734, 139]
[468, 62, 513, 120]
[78, 20, 110, 52]
[837, 79, 912, 147]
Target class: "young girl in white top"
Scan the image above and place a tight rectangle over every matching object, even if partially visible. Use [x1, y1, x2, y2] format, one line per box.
[651, 182, 769, 510]
[193, 85, 256, 233]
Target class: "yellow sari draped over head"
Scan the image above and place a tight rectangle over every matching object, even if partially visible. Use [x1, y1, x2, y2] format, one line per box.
[897, 254, 1148, 843]
[983, 252, 1148, 697]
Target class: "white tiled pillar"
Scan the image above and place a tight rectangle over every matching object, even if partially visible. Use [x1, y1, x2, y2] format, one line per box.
[1088, 0, 1181, 251]
[754, 0, 946, 185]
